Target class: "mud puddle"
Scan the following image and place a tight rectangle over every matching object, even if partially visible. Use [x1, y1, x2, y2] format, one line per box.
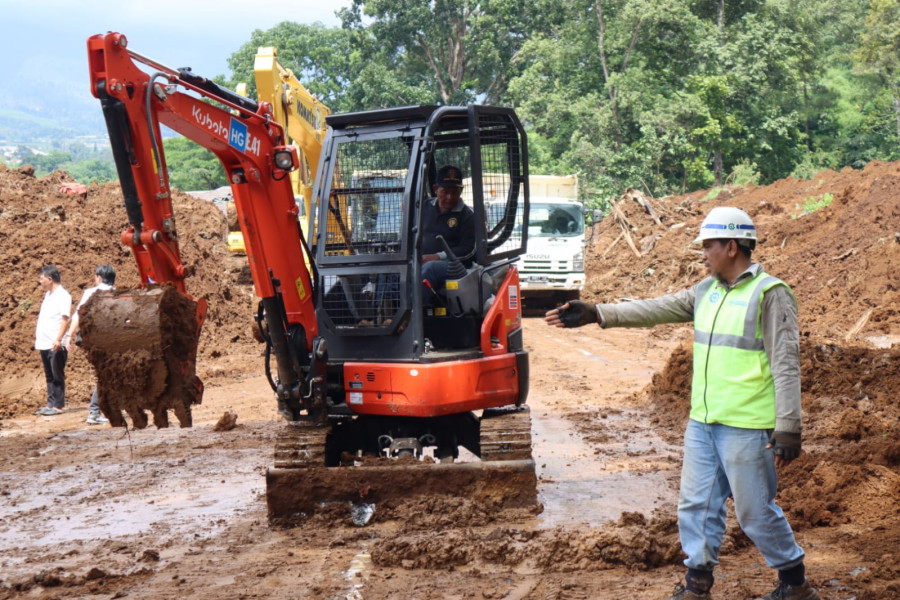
[0, 425, 269, 557]
[531, 409, 677, 528]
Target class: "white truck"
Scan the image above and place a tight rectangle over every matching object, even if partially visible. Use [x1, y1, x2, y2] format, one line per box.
[518, 175, 585, 302]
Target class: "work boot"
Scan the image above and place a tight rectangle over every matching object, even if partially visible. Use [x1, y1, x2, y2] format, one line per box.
[754, 580, 821, 600]
[665, 583, 712, 600]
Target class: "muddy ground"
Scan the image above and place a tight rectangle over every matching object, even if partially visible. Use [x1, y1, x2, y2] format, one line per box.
[1, 163, 898, 599]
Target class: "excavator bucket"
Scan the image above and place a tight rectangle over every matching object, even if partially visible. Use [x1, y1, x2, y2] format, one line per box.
[266, 407, 538, 526]
[78, 285, 205, 428]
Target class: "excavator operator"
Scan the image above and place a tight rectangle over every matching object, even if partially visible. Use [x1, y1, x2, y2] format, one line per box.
[421, 165, 476, 305]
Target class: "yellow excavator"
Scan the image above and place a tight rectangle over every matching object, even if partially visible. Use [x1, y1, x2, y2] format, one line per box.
[227, 47, 330, 254]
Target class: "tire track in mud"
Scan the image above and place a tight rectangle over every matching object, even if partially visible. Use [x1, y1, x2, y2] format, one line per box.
[525, 319, 685, 529]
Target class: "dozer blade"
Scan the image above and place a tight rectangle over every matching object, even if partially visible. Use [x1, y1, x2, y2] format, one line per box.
[266, 407, 538, 526]
[79, 285, 205, 429]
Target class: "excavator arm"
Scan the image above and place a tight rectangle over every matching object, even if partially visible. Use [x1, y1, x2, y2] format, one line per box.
[83, 32, 323, 427]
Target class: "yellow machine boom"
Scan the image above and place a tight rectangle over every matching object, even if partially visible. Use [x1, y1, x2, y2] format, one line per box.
[228, 47, 331, 255]
[254, 47, 330, 215]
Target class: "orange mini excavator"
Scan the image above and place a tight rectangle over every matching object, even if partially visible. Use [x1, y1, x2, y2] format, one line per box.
[84, 32, 535, 521]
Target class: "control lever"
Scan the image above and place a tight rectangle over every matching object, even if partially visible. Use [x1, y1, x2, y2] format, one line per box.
[435, 235, 466, 279]
[422, 279, 445, 307]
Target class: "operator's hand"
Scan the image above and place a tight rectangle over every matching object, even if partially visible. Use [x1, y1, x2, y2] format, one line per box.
[545, 301, 599, 328]
[767, 430, 801, 467]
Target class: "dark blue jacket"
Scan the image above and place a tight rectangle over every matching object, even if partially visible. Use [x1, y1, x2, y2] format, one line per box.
[421, 198, 475, 261]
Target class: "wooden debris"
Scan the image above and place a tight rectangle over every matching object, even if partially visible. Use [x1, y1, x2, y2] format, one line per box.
[844, 309, 872, 342]
[608, 200, 641, 258]
[831, 248, 857, 261]
[640, 233, 663, 255]
[620, 223, 641, 258]
[624, 187, 662, 224]
[610, 201, 632, 230]
[602, 231, 625, 257]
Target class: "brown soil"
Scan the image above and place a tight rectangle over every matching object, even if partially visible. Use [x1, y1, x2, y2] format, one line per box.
[0, 164, 260, 420]
[585, 162, 900, 342]
[0, 161, 898, 599]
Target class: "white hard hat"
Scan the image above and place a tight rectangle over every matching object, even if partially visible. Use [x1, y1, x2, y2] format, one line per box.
[693, 206, 757, 245]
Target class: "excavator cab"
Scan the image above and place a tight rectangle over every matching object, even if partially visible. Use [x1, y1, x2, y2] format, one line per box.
[312, 105, 528, 358]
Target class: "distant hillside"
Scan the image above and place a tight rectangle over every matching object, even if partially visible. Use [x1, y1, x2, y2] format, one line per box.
[0, 107, 105, 144]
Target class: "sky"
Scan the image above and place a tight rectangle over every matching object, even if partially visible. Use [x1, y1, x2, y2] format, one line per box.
[0, 0, 350, 132]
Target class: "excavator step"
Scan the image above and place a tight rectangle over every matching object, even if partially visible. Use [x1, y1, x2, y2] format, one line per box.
[266, 407, 538, 526]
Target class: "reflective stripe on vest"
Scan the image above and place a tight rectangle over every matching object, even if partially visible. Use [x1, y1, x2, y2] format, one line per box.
[691, 271, 789, 428]
[693, 274, 779, 348]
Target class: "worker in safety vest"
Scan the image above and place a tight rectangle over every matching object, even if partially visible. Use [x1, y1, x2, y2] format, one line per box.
[545, 207, 819, 600]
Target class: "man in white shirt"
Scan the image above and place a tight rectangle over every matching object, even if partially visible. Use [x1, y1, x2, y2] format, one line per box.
[34, 265, 71, 416]
[66, 265, 115, 425]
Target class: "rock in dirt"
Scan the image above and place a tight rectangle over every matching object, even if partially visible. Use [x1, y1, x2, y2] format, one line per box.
[213, 410, 239, 432]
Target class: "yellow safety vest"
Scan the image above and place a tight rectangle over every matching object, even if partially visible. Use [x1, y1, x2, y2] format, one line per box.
[691, 270, 792, 428]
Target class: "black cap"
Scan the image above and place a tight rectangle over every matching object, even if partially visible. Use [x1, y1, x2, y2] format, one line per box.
[435, 165, 464, 188]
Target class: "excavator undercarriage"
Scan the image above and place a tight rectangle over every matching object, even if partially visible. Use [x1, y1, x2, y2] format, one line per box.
[267, 406, 536, 525]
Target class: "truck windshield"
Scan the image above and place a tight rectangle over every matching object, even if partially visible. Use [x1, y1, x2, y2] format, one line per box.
[528, 203, 583, 237]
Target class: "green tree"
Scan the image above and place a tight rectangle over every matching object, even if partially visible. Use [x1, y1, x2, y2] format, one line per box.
[341, 0, 558, 105]
[30, 150, 73, 174]
[855, 0, 900, 147]
[162, 137, 228, 191]
[66, 159, 118, 184]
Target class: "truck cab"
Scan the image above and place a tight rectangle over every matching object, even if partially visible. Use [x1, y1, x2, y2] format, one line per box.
[500, 175, 585, 303]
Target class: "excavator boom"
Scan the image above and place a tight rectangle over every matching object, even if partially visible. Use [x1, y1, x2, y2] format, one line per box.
[84, 33, 319, 427]
[253, 46, 330, 214]
[226, 48, 329, 256]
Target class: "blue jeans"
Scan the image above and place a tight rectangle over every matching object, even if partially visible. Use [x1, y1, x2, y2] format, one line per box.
[89, 386, 100, 414]
[679, 419, 805, 571]
[421, 260, 449, 306]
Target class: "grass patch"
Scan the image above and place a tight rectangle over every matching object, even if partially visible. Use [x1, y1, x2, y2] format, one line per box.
[792, 193, 834, 218]
[703, 187, 722, 201]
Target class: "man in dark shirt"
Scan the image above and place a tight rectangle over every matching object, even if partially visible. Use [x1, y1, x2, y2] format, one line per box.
[421, 165, 475, 304]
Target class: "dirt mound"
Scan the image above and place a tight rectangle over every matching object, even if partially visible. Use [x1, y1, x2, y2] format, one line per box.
[646, 339, 900, 520]
[597, 166, 900, 598]
[371, 510, 682, 571]
[0, 165, 259, 420]
[585, 161, 900, 342]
